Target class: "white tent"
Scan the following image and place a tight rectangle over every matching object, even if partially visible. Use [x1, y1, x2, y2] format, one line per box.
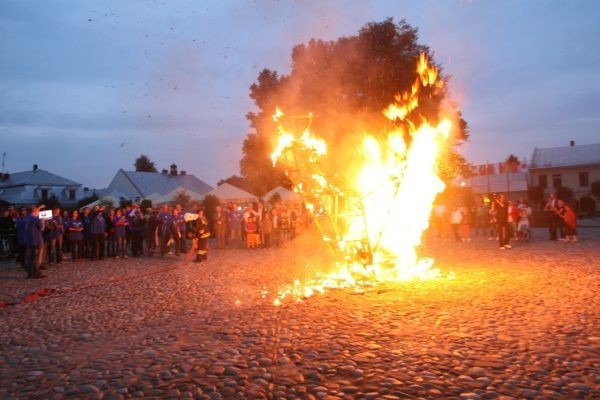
[264, 186, 302, 203]
[205, 183, 258, 204]
[148, 187, 205, 205]
[80, 195, 121, 211]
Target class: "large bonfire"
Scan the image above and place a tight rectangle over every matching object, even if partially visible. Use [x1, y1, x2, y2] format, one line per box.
[270, 53, 452, 306]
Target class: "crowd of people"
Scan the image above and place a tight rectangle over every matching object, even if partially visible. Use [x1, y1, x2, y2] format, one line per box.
[0, 192, 581, 279]
[432, 192, 578, 249]
[0, 201, 308, 279]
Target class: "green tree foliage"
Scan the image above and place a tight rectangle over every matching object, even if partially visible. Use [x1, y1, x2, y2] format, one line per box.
[241, 18, 470, 194]
[134, 154, 158, 173]
[505, 154, 519, 164]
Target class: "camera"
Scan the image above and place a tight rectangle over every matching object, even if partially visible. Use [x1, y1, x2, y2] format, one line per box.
[39, 210, 53, 220]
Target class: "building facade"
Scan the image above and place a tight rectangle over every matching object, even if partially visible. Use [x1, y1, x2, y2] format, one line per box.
[107, 164, 213, 201]
[0, 164, 84, 208]
[529, 142, 600, 209]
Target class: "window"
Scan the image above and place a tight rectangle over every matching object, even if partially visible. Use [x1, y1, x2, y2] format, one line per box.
[41, 189, 48, 200]
[579, 172, 589, 187]
[538, 175, 547, 189]
[69, 189, 76, 200]
[552, 174, 562, 189]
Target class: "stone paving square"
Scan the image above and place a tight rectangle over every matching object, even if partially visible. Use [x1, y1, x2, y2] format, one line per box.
[1, 228, 599, 399]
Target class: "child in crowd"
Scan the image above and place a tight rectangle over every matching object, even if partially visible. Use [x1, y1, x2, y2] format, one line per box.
[245, 214, 259, 249]
[561, 203, 578, 243]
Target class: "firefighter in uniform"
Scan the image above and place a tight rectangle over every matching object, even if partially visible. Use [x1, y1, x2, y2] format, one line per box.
[192, 208, 210, 262]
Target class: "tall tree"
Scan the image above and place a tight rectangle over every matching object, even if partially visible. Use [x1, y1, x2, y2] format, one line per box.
[240, 18, 469, 194]
[134, 154, 158, 173]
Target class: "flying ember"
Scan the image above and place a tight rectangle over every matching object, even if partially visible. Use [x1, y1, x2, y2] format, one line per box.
[271, 53, 452, 306]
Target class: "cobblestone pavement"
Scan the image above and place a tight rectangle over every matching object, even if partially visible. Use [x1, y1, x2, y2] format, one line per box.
[1, 228, 599, 400]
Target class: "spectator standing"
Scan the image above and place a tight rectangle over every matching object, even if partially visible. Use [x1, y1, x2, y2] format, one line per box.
[544, 192, 559, 240]
[0, 209, 15, 259]
[90, 206, 106, 260]
[81, 207, 93, 259]
[159, 212, 176, 256]
[105, 209, 116, 258]
[449, 205, 462, 242]
[174, 208, 186, 255]
[474, 198, 488, 237]
[561, 203, 578, 243]
[493, 194, 511, 249]
[227, 206, 242, 248]
[245, 214, 259, 249]
[61, 209, 71, 256]
[554, 200, 567, 241]
[113, 209, 128, 258]
[261, 211, 273, 248]
[25, 207, 45, 279]
[69, 210, 84, 261]
[47, 208, 64, 264]
[128, 205, 145, 257]
[213, 206, 226, 249]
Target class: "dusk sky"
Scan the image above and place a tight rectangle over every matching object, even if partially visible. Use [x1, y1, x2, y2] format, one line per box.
[1, 0, 599, 189]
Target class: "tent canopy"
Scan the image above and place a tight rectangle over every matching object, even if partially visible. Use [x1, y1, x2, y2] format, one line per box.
[205, 183, 258, 204]
[264, 186, 301, 203]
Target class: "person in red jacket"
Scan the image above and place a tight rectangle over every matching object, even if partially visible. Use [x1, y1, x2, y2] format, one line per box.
[561, 204, 578, 243]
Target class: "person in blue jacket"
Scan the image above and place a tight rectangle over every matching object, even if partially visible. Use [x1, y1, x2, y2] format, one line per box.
[25, 206, 45, 279]
[81, 207, 93, 259]
[90, 205, 106, 260]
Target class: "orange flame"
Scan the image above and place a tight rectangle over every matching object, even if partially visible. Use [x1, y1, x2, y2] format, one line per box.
[271, 53, 451, 305]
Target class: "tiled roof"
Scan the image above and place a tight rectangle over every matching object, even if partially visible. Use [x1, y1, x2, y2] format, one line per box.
[0, 168, 81, 188]
[121, 170, 213, 197]
[530, 143, 600, 169]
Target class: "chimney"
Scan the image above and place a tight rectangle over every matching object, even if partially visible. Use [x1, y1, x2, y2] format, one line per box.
[169, 163, 178, 176]
[180, 170, 186, 176]
[161, 169, 168, 174]
[570, 140, 575, 147]
[33, 164, 38, 171]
